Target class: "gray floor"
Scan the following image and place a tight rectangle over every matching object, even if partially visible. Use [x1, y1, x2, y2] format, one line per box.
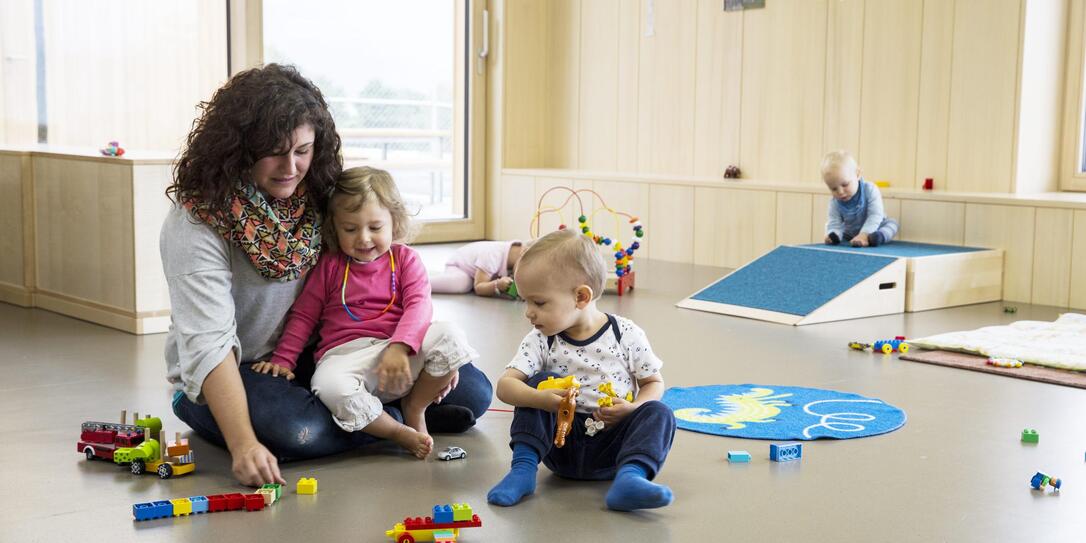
[3, 245, 1084, 542]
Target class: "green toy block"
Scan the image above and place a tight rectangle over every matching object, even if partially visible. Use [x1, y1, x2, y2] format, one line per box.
[451, 503, 473, 522]
[1021, 429, 1039, 443]
[504, 281, 518, 299]
[261, 483, 282, 501]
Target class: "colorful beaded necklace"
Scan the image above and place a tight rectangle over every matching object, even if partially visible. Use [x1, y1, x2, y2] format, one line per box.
[341, 250, 397, 321]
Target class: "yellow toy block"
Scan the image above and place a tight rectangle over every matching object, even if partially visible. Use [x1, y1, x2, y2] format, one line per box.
[536, 375, 581, 391]
[451, 502, 473, 521]
[297, 477, 318, 495]
[256, 488, 276, 506]
[170, 498, 192, 516]
[598, 396, 614, 408]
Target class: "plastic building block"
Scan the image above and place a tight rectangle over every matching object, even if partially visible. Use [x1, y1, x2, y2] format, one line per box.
[1021, 429, 1039, 443]
[261, 483, 282, 502]
[207, 495, 228, 513]
[770, 442, 802, 462]
[189, 496, 209, 514]
[727, 450, 751, 463]
[1030, 471, 1062, 491]
[433, 530, 457, 543]
[537, 375, 581, 391]
[257, 488, 276, 506]
[872, 339, 910, 355]
[133, 501, 173, 521]
[585, 417, 605, 437]
[875, 180, 890, 188]
[922, 178, 933, 191]
[170, 498, 192, 517]
[848, 341, 872, 351]
[451, 503, 473, 522]
[243, 493, 265, 511]
[297, 477, 318, 494]
[224, 493, 245, 511]
[433, 504, 453, 523]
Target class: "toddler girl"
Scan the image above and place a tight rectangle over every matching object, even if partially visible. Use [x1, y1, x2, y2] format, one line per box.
[429, 240, 523, 298]
[253, 167, 478, 458]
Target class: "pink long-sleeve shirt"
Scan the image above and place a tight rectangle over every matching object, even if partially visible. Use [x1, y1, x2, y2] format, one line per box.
[270, 244, 433, 370]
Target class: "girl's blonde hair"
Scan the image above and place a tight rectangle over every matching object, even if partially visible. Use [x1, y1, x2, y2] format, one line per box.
[324, 166, 419, 251]
[516, 229, 607, 299]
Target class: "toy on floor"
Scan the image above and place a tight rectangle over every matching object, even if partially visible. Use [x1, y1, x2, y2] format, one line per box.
[1030, 471, 1061, 492]
[727, 450, 751, 463]
[502, 281, 518, 300]
[385, 503, 482, 542]
[1003, 306, 1018, 313]
[78, 410, 160, 461]
[848, 341, 872, 352]
[769, 442, 802, 462]
[530, 187, 644, 296]
[100, 140, 125, 157]
[114, 428, 195, 479]
[133, 489, 277, 520]
[872, 337, 910, 354]
[987, 357, 1023, 368]
[297, 477, 318, 494]
[437, 446, 467, 461]
[1021, 429, 1039, 443]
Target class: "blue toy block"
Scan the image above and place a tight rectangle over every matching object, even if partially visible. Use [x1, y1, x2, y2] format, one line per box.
[133, 500, 174, 521]
[189, 496, 209, 514]
[433, 504, 453, 523]
[727, 450, 751, 463]
[770, 442, 802, 462]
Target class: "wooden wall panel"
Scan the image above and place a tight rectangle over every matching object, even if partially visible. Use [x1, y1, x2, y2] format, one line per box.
[964, 203, 1036, 303]
[636, 0, 697, 175]
[915, 0, 956, 191]
[1030, 207, 1073, 307]
[578, 0, 619, 171]
[898, 200, 966, 245]
[822, 0, 864, 157]
[692, 0, 743, 177]
[544, 0, 581, 168]
[646, 184, 694, 263]
[776, 192, 813, 246]
[1071, 210, 1086, 309]
[498, 174, 538, 241]
[692, 188, 776, 268]
[0, 155, 26, 287]
[615, 0, 641, 172]
[945, 0, 1021, 192]
[740, 0, 828, 183]
[859, 0, 923, 189]
[810, 194, 833, 243]
[502, 0, 547, 168]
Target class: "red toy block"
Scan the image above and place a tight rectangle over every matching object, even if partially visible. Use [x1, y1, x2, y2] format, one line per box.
[243, 493, 265, 511]
[207, 494, 227, 513]
[224, 493, 245, 511]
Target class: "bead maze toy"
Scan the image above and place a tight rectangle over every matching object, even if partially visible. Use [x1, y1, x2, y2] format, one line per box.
[385, 503, 482, 542]
[530, 187, 644, 296]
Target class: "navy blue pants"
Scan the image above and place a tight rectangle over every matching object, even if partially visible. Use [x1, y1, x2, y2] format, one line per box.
[173, 357, 492, 462]
[511, 372, 676, 480]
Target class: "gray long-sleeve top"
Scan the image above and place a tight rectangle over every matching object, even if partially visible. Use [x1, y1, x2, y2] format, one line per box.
[160, 206, 305, 404]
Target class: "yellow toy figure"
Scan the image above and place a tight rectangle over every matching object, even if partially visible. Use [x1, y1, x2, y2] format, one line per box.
[597, 382, 633, 408]
[537, 375, 581, 391]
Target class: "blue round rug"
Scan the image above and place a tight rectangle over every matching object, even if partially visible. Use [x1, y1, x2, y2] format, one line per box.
[662, 384, 906, 440]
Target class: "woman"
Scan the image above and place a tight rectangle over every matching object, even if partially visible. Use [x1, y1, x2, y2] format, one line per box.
[161, 64, 491, 486]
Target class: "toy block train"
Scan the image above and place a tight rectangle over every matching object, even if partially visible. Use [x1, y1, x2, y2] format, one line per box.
[132, 484, 284, 521]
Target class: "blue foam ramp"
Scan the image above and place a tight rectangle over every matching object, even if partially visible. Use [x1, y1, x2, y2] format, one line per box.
[800, 241, 988, 258]
[689, 246, 897, 316]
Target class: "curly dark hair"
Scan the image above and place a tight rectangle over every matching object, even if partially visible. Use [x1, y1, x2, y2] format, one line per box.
[168, 63, 342, 216]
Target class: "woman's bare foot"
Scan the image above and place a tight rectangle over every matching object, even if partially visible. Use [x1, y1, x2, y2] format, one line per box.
[390, 424, 433, 459]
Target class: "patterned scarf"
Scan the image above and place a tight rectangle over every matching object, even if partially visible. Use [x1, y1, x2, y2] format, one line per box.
[183, 181, 322, 281]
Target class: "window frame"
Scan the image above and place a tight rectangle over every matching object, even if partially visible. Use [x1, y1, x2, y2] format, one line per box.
[1061, 0, 1086, 191]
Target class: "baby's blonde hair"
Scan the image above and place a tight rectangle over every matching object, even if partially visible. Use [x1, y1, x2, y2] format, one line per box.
[324, 166, 419, 252]
[821, 150, 859, 179]
[517, 229, 607, 299]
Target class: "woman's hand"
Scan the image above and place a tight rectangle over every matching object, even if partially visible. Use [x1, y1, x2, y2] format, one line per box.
[230, 439, 286, 487]
[251, 361, 295, 381]
[378, 343, 413, 396]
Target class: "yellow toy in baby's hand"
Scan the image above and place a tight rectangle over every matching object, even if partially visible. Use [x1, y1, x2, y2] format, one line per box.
[537, 375, 581, 391]
[597, 382, 633, 407]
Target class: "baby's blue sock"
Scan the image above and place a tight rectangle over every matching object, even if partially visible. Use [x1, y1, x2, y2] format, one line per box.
[605, 462, 674, 512]
[487, 443, 540, 506]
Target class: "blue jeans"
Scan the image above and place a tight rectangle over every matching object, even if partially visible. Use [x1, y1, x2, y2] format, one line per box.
[510, 372, 676, 480]
[173, 360, 493, 462]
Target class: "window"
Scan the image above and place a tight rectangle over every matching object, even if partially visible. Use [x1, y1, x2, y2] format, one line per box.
[263, 0, 477, 223]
